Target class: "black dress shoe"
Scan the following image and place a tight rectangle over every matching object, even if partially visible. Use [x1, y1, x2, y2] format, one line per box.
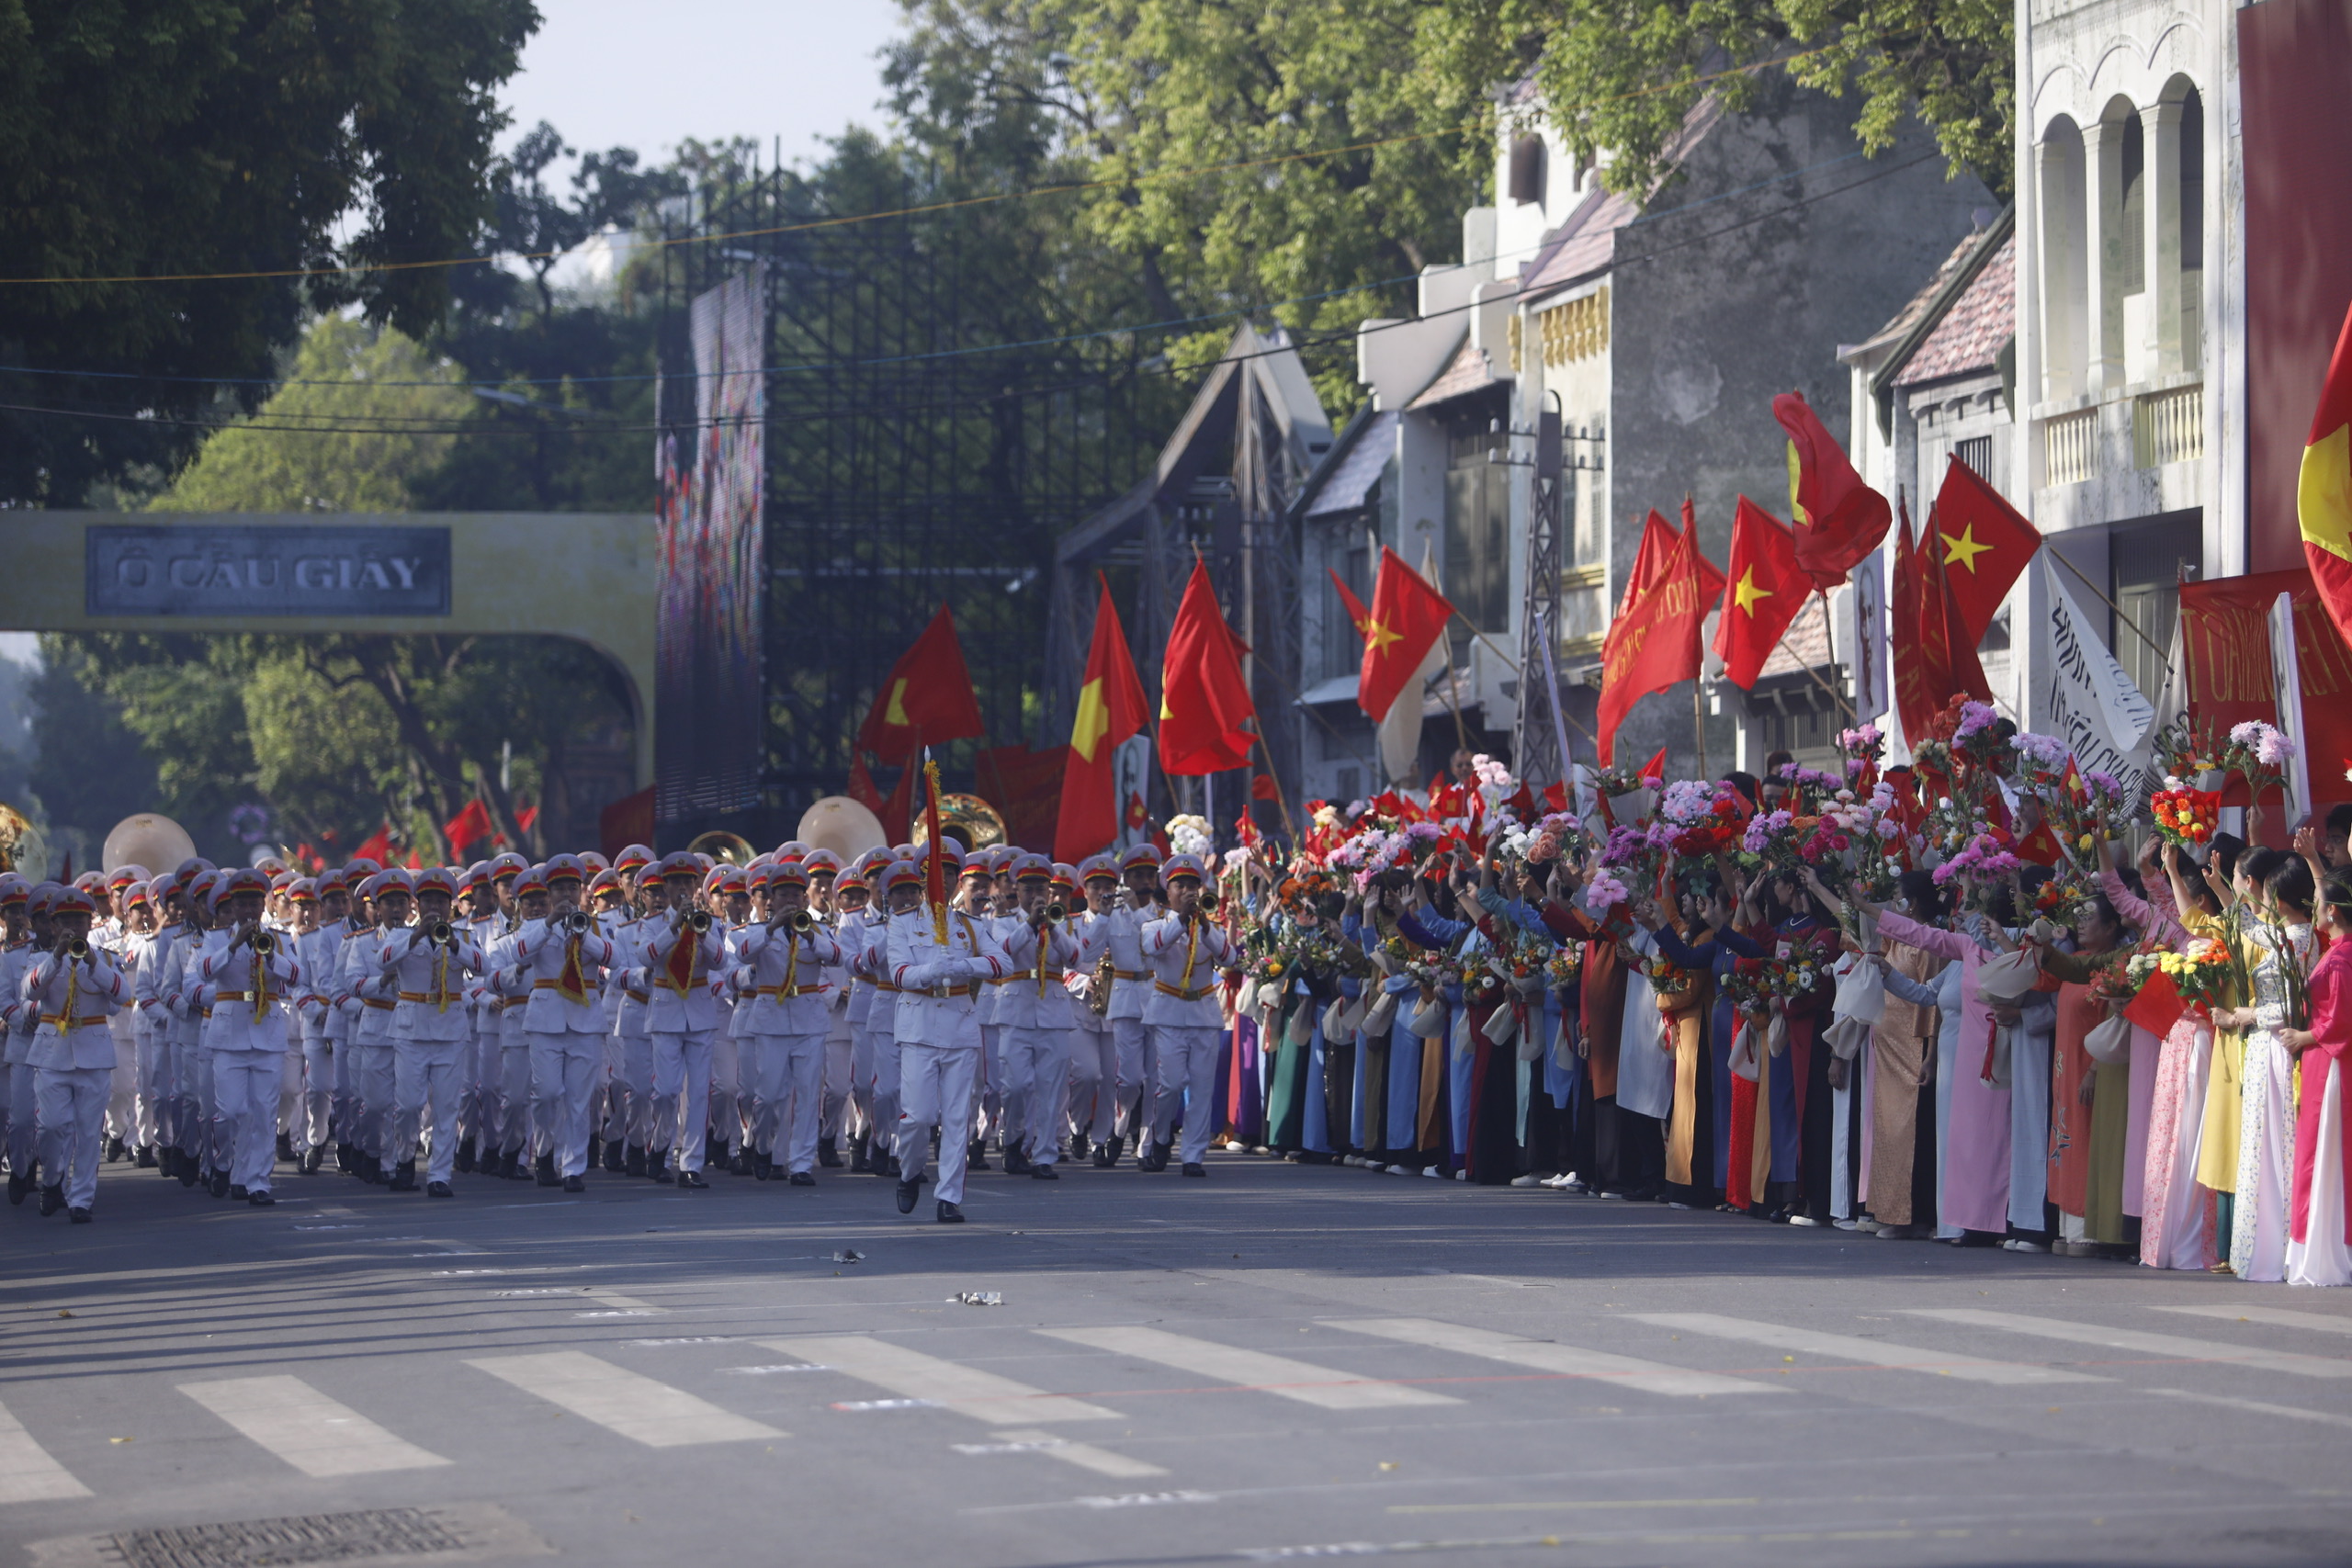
[106, 1136, 127, 1163]
[277, 1132, 296, 1164]
[1003, 1147, 1032, 1177]
[248, 1190, 276, 1206]
[729, 1150, 750, 1176]
[536, 1152, 560, 1187]
[300, 1147, 322, 1175]
[817, 1138, 842, 1168]
[335, 1142, 355, 1173]
[230, 1184, 248, 1201]
[849, 1135, 870, 1174]
[388, 1161, 418, 1192]
[426, 1180, 454, 1198]
[677, 1169, 709, 1189]
[935, 1200, 964, 1224]
[6, 1171, 28, 1205]
[885, 1155, 902, 1179]
[39, 1184, 65, 1216]
[1070, 1134, 1090, 1161]
[179, 1156, 200, 1188]
[752, 1153, 773, 1180]
[647, 1156, 670, 1183]
[1182, 1162, 1206, 1177]
[1030, 1164, 1060, 1180]
[210, 1171, 231, 1199]
[624, 1144, 646, 1178]
[895, 1179, 920, 1214]
[603, 1140, 627, 1174]
[1092, 1145, 1116, 1168]
[135, 1145, 158, 1169]
[69, 1207, 92, 1224]
[788, 1169, 816, 1187]
[562, 1174, 585, 1193]
[455, 1138, 476, 1174]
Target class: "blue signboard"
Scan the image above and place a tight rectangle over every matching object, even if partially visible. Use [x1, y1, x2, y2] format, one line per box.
[85, 524, 452, 617]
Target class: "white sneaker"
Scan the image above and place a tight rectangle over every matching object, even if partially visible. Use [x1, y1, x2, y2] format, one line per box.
[1788, 1213, 1823, 1227]
[1510, 1174, 1542, 1187]
[1833, 1218, 1860, 1232]
[1387, 1165, 1413, 1176]
[1453, 1170, 1467, 1181]
[1422, 1167, 1442, 1179]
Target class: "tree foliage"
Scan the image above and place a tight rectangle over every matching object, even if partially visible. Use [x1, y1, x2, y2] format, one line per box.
[1424, 0, 2012, 201]
[0, 0, 539, 505]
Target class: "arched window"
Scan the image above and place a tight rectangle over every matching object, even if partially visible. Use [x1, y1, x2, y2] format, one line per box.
[2038, 116, 2089, 400]
[1507, 135, 1546, 207]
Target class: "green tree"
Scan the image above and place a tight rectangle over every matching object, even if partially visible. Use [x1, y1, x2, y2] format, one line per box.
[1424, 0, 2011, 200]
[150, 316, 473, 513]
[0, 0, 540, 507]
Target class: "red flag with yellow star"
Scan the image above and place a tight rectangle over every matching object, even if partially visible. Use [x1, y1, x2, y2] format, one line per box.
[1894, 494, 1994, 740]
[1595, 506, 1725, 762]
[1053, 576, 1149, 863]
[1929, 455, 2040, 643]
[1357, 546, 1454, 724]
[1160, 559, 1258, 775]
[1775, 390, 1892, 589]
[2299, 299, 2352, 649]
[855, 603, 986, 764]
[1712, 496, 1810, 689]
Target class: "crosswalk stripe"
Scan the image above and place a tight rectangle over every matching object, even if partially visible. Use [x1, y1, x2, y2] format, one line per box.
[1626, 1312, 2105, 1386]
[985, 1427, 1169, 1478]
[2150, 1388, 2352, 1428]
[758, 1337, 1120, 1424]
[0, 1397, 91, 1503]
[177, 1376, 450, 1477]
[467, 1352, 785, 1447]
[1903, 1309, 2352, 1379]
[1041, 1325, 1460, 1409]
[2152, 1304, 2352, 1337]
[1325, 1317, 1777, 1400]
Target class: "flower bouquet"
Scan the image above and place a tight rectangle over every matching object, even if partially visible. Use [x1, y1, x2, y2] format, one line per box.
[2227, 721, 2296, 805]
[2132, 936, 2233, 1013]
[1596, 762, 1661, 825]
[2150, 715, 2230, 792]
[2149, 787, 2221, 847]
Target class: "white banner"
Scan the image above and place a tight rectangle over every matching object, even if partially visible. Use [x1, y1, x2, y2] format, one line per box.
[1849, 549, 1887, 723]
[2041, 555, 2155, 795]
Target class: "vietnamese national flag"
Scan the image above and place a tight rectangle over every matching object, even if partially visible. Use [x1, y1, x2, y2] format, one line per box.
[1160, 559, 1257, 775]
[1594, 506, 1724, 762]
[1893, 495, 1995, 739]
[1356, 547, 1455, 724]
[444, 798, 494, 860]
[2298, 299, 2352, 649]
[1930, 454, 2041, 644]
[856, 603, 987, 764]
[352, 823, 394, 866]
[1712, 496, 1811, 689]
[1775, 390, 1892, 589]
[1329, 569, 1373, 643]
[1054, 576, 1149, 863]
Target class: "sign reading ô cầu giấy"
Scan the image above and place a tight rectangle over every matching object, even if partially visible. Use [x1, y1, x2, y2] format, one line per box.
[85, 524, 452, 617]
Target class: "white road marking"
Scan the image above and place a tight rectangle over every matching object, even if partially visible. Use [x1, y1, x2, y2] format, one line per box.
[2151, 1304, 2352, 1337]
[759, 1336, 1119, 1424]
[176, 1376, 449, 1477]
[987, 1427, 1169, 1478]
[1041, 1325, 1460, 1410]
[466, 1351, 783, 1447]
[1627, 1312, 2105, 1386]
[0, 1398, 91, 1503]
[1904, 1309, 2352, 1379]
[2150, 1388, 2352, 1428]
[1324, 1317, 1776, 1400]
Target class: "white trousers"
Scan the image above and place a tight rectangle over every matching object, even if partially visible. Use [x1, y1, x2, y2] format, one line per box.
[135, 1013, 166, 1149]
[213, 1049, 282, 1193]
[820, 1026, 854, 1140]
[1004, 1025, 1073, 1165]
[1110, 1016, 1152, 1141]
[353, 1041, 396, 1159]
[651, 1031, 714, 1172]
[755, 1030, 826, 1174]
[708, 1028, 741, 1153]
[1069, 1023, 1117, 1141]
[529, 1031, 604, 1178]
[5, 1060, 35, 1173]
[864, 1024, 902, 1146]
[1150, 1024, 1222, 1167]
[393, 1040, 466, 1183]
[35, 1064, 110, 1209]
[897, 1043, 978, 1204]
[300, 1037, 337, 1150]
[105, 1023, 137, 1144]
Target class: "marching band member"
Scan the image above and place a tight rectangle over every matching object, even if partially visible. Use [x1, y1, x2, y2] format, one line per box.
[739, 861, 843, 1185]
[888, 840, 1001, 1222]
[198, 868, 302, 1205]
[339, 870, 410, 1185]
[26, 885, 127, 1221]
[643, 851, 728, 1188]
[512, 854, 614, 1191]
[380, 867, 488, 1196]
[1140, 853, 1231, 1178]
[995, 854, 1082, 1179]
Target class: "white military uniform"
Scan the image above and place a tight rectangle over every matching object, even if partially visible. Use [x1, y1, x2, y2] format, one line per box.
[381, 924, 488, 1186]
[887, 906, 1002, 1205]
[28, 942, 128, 1212]
[198, 930, 302, 1196]
[1100, 897, 1156, 1146]
[643, 913, 729, 1176]
[738, 919, 843, 1177]
[512, 916, 615, 1179]
[1141, 909, 1232, 1168]
[996, 914, 1081, 1168]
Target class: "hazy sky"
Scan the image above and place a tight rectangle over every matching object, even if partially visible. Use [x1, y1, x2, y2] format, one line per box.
[499, 0, 904, 170]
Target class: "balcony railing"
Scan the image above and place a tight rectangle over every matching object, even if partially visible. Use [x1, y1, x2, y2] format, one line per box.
[2041, 409, 2097, 487]
[2134, 383, 2204, 468]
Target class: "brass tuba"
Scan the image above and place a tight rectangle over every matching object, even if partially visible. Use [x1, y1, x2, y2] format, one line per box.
[686, 830, 758, 867]
[909, 794, 1008, 852]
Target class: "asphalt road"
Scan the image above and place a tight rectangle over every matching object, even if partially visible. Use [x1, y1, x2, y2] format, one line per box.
[5, 1150, 2351, 1568]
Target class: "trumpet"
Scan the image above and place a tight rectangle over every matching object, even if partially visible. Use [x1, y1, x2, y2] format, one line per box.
[250, 928, 277, 956]
[685, 908, 713, 934]
[1200, 888, 1221, 913]
[560, 909, 593, 936]
[1039, 900, 1067, 925]
[425, 919, 456, 947]
[64, 935, 91, 961]
[786, 908, 815, 934]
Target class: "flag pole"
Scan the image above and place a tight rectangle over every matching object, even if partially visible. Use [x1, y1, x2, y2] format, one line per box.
[1810, 589, 1858, 722]
[1249, 728, 1299, 842]
[1691, 683, 1710, 779]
